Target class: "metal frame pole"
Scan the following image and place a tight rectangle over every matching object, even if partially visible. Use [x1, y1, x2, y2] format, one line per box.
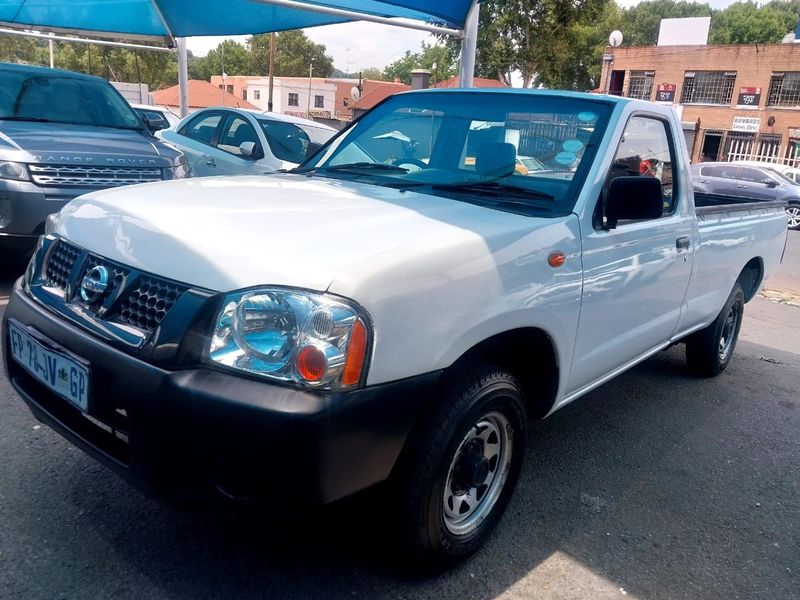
[0, 27, 173, 51]
[177, 37, 189, 117]
[459, 0, 479, 88]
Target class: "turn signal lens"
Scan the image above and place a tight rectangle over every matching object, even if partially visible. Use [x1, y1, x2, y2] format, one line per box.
[297, 345, 327, 382]
[342, 319, 367, 386]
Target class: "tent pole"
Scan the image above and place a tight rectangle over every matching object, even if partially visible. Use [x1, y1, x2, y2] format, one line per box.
[177, 37, 189, 117]
[459, 0, 479, 88]
[0, 27, 173, 51]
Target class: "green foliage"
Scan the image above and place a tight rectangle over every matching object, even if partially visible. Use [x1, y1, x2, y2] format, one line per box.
[245, 31, 334, 77]
[710, 1, 795, 44]
[359, 67, 384, 81]
[616, 0, 712, 46]
[189, 39, 249, 80]
[384, 43, 455, 84]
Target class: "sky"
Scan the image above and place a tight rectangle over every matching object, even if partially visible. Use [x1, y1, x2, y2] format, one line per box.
[186, 0, 743, 72]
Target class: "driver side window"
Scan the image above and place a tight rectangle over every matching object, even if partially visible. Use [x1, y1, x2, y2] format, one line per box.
[607, 116, 676, 215]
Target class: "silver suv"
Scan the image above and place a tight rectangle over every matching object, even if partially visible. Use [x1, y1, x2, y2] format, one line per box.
[691, 162, 800, 230]
[0, 62, 188, 261]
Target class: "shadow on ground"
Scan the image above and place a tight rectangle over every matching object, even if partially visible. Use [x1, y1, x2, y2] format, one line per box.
[1, 283, 798, 599]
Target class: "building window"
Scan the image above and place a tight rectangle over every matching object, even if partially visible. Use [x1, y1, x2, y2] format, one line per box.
[626, 71, 655, 100]
[755, 134, 782, 161]
[724, 131, 755, 162]
[786, 137, 800, 168]
[288, 93, 299, 107]
[243, 90, 248, 100]
[681, 71, 736, 105]
[314, 94, 324, 108]
[253, 90, 260, 100]
[767, 72, 800, 107]
[226, 85, 234, 94]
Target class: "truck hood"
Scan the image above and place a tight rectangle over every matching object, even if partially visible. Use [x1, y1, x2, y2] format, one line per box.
[52, 174, 529, 292]
[0, 120, 182, 167]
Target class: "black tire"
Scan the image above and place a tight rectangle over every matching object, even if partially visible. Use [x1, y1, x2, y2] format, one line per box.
[787, 202, 800, 231]
[685, 282, 745, 377]
[390, 363, 526, 569]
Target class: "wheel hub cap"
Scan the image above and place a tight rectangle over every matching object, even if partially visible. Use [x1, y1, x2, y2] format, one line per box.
[443, 412, 512, 536]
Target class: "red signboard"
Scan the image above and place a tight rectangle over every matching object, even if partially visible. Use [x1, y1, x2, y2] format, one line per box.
[737, 86, 761, 107]
[656, 83, 676, 103]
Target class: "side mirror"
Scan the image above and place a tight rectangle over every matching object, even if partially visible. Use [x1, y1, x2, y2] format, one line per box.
[239, 141, 257, 158]
[763, 178, 778, 188]
[605, 176, 663, 229]
[144, 116, 165, 132]
[306, 142, 323, 159]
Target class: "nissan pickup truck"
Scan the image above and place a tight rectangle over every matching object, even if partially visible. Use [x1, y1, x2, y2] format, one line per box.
[2, 89, 788, 566]
[0, 62, 188, 262]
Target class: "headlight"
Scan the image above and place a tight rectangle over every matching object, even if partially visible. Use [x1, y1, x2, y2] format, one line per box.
[0, 161, 30, 181]
[207, 287, 371, 389]
[170, 161, 190, 179]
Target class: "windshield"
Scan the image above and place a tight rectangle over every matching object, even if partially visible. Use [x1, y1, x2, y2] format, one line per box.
[0, 68, 143, 130]
[302, 91, 611, 213]
[258, 118, 335, 164]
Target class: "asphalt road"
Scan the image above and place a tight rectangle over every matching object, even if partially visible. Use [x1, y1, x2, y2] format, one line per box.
[1, 237, 799, 600]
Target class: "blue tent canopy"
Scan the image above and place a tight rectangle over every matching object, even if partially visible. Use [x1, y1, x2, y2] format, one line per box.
[0, 0, 475, 39]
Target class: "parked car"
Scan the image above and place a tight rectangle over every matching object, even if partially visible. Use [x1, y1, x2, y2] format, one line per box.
[732, 159, 800, 185]
[4, 89, 787, 567]
[129, 103, 180, 133]
[691, 162, 800, 230]
[0, 62, 188, 262]
[158, 107, 336, 177]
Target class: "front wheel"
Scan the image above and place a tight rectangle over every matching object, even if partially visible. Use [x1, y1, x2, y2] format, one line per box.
[787, 203, 800, 231]
[685, 282, 745, 377]
[390, 364, 526, 568]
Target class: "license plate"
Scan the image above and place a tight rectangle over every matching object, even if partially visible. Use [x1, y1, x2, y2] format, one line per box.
[8, 322, 90, 412]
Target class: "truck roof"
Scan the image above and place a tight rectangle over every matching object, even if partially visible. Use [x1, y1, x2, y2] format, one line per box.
[0, 61, 107, 83]
[398, 87, 636, 106]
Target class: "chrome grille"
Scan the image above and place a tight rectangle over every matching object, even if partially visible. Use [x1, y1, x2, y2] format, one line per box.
[82, 255, 129, 306]
[29, 164, 163, 188]
[44, 239, 80, 290]
[117, 277, 186, 332]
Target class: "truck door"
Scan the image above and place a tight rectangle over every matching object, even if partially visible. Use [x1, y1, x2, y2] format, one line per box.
[568, 114, 694, 393]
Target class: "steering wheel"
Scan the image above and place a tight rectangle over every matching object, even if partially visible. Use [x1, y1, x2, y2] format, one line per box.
[392, 158, 427, 171]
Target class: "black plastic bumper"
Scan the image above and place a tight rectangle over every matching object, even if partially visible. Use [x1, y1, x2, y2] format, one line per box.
[2, 279, 441, 509]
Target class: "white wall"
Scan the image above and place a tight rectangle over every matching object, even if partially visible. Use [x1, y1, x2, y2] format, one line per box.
[246, 78, 336, 118]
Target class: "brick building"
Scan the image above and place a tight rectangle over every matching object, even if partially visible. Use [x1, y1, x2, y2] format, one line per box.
[599, 43, 800, 165]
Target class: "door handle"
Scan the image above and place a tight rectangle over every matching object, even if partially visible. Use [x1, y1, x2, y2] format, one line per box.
[699, 179, 709, 184]
[736, 184, 747, 188]
[676, 236, 691, 251]
[205, 158, 216, 167]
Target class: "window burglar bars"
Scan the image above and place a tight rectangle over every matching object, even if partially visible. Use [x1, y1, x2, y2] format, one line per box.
[681, 71, 736, 104]
[627, 71, 655, 100]
[724, 133, 782, 163]
[767, 72, 800, 107]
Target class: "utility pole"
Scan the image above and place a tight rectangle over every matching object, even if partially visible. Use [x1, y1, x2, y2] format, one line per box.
[267, 32, 275, 112]
[346, 47, 351, 76]
[221, 41, 226, 107]
[306, 61, 313, 119]
[48, 35, 54, 68]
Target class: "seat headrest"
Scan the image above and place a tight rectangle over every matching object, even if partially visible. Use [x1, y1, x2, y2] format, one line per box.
[475, 142, 517, 177]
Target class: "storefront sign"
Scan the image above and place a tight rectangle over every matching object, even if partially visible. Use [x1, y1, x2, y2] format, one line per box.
[732, 116, 761, 133]
[737, 86, 762, 107]
[789, 128, 800, 139]
[656, 83, 676, 103]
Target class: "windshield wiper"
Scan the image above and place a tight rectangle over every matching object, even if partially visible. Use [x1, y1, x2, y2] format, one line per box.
[327, 162, 409, 173]
[389, 179, 555, 201]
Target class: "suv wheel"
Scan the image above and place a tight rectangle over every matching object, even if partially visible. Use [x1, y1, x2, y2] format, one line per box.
[787, 203, 800, 231]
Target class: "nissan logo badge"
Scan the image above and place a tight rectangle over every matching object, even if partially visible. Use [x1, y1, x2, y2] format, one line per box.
[80, 265, 110, 302]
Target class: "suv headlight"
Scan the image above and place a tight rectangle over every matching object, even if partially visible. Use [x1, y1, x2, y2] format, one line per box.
[206, 287, 371, 389]
[0, 161, 30, 181]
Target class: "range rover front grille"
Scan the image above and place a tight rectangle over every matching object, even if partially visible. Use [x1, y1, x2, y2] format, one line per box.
[29, 164, 163, 188]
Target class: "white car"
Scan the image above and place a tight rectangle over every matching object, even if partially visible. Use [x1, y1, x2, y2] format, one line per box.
[159, 107, 337, 177]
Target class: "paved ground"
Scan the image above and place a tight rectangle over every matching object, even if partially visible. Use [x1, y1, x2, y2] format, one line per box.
[1, 235, 798, 600]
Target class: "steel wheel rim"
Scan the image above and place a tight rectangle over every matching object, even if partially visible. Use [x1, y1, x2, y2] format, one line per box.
[787, 206, 800, 229]
[442, 411, 512, 536]
[719, 304, 739, 362]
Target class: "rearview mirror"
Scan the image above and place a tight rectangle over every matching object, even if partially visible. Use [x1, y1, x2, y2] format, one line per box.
[144, 116, 165, 133]
[239, 141, 257, 158]
[605, 176, 663, 229]
[763, 178, 778, 188]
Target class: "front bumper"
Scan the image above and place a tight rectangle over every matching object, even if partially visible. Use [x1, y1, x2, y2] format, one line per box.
[3, 280, 440, 509]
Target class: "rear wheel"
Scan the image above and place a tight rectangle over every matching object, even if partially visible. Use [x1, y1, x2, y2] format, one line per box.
[787, 203, 800, 231]
[390, 364, 526, 568]
[685, 282, 744, 377]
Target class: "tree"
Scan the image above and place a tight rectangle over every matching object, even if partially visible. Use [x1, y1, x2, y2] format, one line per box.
[247, 30, 333, 77]
[615, 0, 712, 47]
[360, 67, 384, 81]
[710, 1, 797, 44]
[189, 39, 250, 80]
[384, 43, 456, 84]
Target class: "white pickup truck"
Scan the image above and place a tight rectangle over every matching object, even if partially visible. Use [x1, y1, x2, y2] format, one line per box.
[3, 89, 788, 566]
